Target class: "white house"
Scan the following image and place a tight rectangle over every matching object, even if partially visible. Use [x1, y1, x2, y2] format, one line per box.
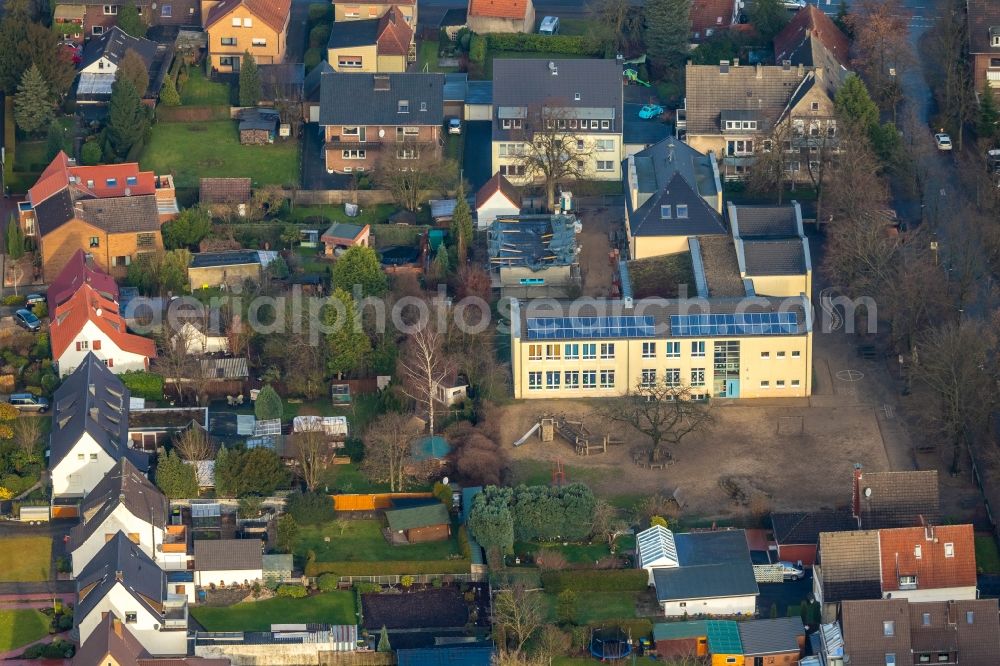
[50, 283, 156, 377]
[49, 353, 149, 504]
[68, 457, 168, 577]
[74, 533, 188, 657]
[635, 524, 679, 585]
[171, 321, 230, 355]
[76, 26, 157, 103]
[475, 172, 520, 230]
[194, 539, 264, 588]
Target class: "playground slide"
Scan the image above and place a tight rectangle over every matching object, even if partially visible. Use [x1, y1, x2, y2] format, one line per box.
[513, 422, 541, 447]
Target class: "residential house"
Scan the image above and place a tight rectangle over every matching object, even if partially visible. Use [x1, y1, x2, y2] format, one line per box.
[737, 617, 805, 665]
[467, 0, 535, 34]
[680, 61, 839, 181]
[623, 103, 671, 157]
[18, 152, 177, 282]
[194, 539, 263, 587]
[689, 0, 740, 42]
[326, 5, 414, 72]
[967, 0, 1000, 101]
[73, 613, 229, 666]
[652, 621, 709, 659]
[638, 526, 759, 617]
[76, 26, 171, 105]
[75, 533, 188, 656]
[851, 467, 941, 529]
[475, 172, 521, 229]
[49, 353, 148, 505]
[321, 222, 371, 255]
[318, 72, 444, 174]
[841, 598, 1000, 666]
[188, 250, 262, 290]
[623, 137, 726, 259]
[54, 0, 200, 43]
[202, 0, 291, 72]
[729, 203, 812, 298]
[68, 457, 168, 577]
[47, 248, 120, 313]
[385, 503, 451, 543]
[492, 59, 624, 183]
[332, 0, 416, 25]
[769, 510, 855, 567]
[772, 5, 851, 89]
[199, 178, 252, 216]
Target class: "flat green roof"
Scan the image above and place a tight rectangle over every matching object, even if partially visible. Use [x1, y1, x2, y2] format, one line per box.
[653, 621, 709, 641]
[705, 620, 742, 655]
[385, 502, 450, 532]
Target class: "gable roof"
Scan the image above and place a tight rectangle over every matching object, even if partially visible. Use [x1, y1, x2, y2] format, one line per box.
[48, 249, 120, 313]
[770, 510, 855, 545]
[322, 222, 367, 241]
[773, 6, 850, 70]
[690, 0, 738, 38]
[205, 0, 291, 33]
[652, 562, 759, 601]
[817, 530, 881, 603]
[200, 177, 252, 205]
[70, 457, 167, 552]
[728, 203, 802, 238]
[50, 353, 148, 472]
[737, 617, 804, 656]
[50, 283, 157, 361]
[79, 25, 157, 72]
[467, 0, 530, 20]
[75, 532, 166, 625]
[319, 72, 444, 126]
[73, 612, 149, 666]
[385, 502, 451, 531]
[841, 599, 912, 666]
[636, 524, 679, 568]
[854, 469, 940, 529]
[476, 172, 519, 209]
[877, 524, 977, 592]
[629, 171, 726, 238]
[78, 195, 161, 233]
[674, 529, 752, 566]
[327, 16, 380, 49]
[967, 0, 1000, 54]
[194, 538, 263, 571]
[376, 5, 413, 57]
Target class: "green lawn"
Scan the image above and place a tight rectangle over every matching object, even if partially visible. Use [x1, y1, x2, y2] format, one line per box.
[0, 609, 50, 651]
[445, 133, 464, 161]
[13, 141, 47, 173]
[542, 590, 641, 624]
[0, 537, 51, 582]
[549, 18, 598, 36]
[180, 68, 231, 106]
[417, 40, 459, 73]
[141, 120, 299, 189]
[191, 592, 357, 631]
[287, 204, 400, 226]
[514, 535, 634, 565]
[976, 535, 1000, 574]
[319, 463, 392, 494]
[295, 518, 458, 562]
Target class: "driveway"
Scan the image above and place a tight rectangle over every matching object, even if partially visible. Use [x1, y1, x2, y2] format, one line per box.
[301, 123, 354, 190]
[756, 575, 813, 618]
[285, 0, 310, 64]
[462, 121, 492, 192]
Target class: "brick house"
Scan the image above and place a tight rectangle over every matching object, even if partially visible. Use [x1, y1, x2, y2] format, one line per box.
[331, 0, 416, 26]
[326, 5, 415, 72]
[54, 0, 200, 42]
[202, 0, 291, 72]
[968, 0, 1000, 101]
[467, 0, 535, 34]
[19, 152, 178, 282]
[688, 0, 739, 42]
[318, 72, 444, 174]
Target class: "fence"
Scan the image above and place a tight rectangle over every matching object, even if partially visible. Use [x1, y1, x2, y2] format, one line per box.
[320, 652, 396, 666]
[752, 564, 785, 583]
[156, 105, 230, 122]
[331, 492, 434, 511]
[336, 572, 486, 586]
[293, 190, 397, 206]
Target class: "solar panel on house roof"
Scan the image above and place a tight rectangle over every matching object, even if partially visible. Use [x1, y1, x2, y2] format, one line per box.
[669, 312, 798, 337]
[526, 316, 656, 340]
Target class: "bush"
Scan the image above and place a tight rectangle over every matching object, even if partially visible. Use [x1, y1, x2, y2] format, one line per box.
[309, 24, 330, 49]
[276, 584, 309, 598]
[31, 302, 47, 319]
[120, 371, 164, 401]
[254, 384, 283, 421]
[1, 295, 25, 306]
[317, 573, 340, 592]
[307, 2, 329, 22]
[469, 35, 487, 64]
[306, 559, 471, 577]
[285, 491, 335, 525]
[56, 614, 73, 631]
[304, 48, 322, 71]
[354, 582, 380, 594]
[81, 140, 102, 166]
[432, 481, 452, 506]
[343, 437, 364, 462]
[457, 525, 471, 559]
[540, 570, 648, 593]
[483, 33, 601, 56]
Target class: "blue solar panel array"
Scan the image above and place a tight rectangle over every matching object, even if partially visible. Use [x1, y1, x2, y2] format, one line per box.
[526, 316, 656, 340]
[669, 312, 798, 337]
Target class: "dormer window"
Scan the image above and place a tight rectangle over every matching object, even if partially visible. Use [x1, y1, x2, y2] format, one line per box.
[660, 205, 672, 219]
[944, 542, 954, 558]
[993, 32, 1000, 48]
[899, 575, 917, 589]
[676, 204, 688, 219]
[126, 176, 137, 186]
[398, 100, 409, 113]
[420, 102, 427, 111]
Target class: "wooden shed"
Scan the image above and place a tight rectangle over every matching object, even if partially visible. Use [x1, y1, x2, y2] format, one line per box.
[653, 621, 709, 659]
[385, 503, 451, 544]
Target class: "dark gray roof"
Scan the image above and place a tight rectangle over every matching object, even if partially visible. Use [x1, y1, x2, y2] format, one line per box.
[697, 235, 745, 298]
[35, 189, 75, 236]
[443, 73, 468, 102]
[728, 203, 801, 238]
[51, 353, 147, 472]
[258, 63, 305, 101]
[327, 17, 380, 49]
[322, 222, 365, 240]
[623, 105, 671, 146]
[770, 510, 856, 545]
[397, 647, 495, 666]
[195, 538, 263, 571]
[737, 618, 805, 656]
[75, 532, 166, 625]
[319, 72, 445, 126]
[70, 458, 167, 552]
[674, 529, 752, 566]
[740, 238, 808, 275]
[628, 171, 726, 238]
[856, 470, 940, 530]
[652, 562, 759, 601]
[78, 195, 161, 233]
[190, 250, 260, 268]
[465, 81, 492, 105]
[304, 61, 334, 101]
[80, 26, 157, 72]
[968, 0, 1000, 53]
[817, 530, 882, 603]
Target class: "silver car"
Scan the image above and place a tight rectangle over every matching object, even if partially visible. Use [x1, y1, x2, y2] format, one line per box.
[779, 561, 805, 580]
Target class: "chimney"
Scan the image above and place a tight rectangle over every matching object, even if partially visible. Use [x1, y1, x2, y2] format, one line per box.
[719, 60, 730, 74]
[756, 62, 763, 79]
[852, 463, 863, 520]
[119, 493, 126, 503]
[797, 62, 804, 77]
[782, 60, 791, 72]
[814, 66, 824, 81]
[733, 57, 739, 67]
[89, 407, 100, 422]
[112, 616, 123, 638]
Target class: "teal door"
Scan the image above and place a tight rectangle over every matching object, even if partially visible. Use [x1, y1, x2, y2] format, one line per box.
[725, 379, 740, 398]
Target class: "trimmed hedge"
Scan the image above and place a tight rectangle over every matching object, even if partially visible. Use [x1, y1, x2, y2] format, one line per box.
[277, 584, 308, 598]
[541, 569, 648, 593]
[305, 559, 471, 577]
[483, 33, 601, 56]
[120, 371, 164, 401]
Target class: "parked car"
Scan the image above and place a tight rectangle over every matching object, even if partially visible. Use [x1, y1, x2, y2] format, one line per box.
[987, 148, 1000, 174]
[779, 561, 805, 580]
[24, 294, 44, 308]
[448, 118, 462, 135]
[782, 0, 806, 8]
[934, 133, 953, 151]
[8, 393, 50, 413]
[539, 16, 560, 35]
[14, 309, 41, 332]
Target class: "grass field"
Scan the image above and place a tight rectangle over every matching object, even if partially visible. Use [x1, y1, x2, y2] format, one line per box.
[296, 519, 458, 562]
[180, 68, 231, 106]
[0, 609, 50, 651]
[191, 592, 356, 631]
[542, 590, 642, 624]
[417, 40, 459, 73]
[0, 537, 51, 582]
[141, 120, 299, 189]
[976, 534, 1000, 574]
[287, 204, 399, 226]
[515, 535, 635, 565]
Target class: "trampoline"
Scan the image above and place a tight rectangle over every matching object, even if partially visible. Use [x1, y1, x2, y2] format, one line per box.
[410, 435, 450, 462]
[590, 626, 632, 661]
[380, 246, 420, 266]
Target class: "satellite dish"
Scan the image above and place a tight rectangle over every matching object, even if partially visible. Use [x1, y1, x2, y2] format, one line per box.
[864, 487, 872, 498]
[442, 476, 449, 486]
[379, 129, 385, 138]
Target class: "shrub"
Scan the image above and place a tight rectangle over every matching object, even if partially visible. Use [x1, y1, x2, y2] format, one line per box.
[457, 525, 471, 559]
[343, 436, 364, 462]
[1, 295, 25, 306]
[309, 24, 330, 49]
[56, 614, 73, 631]
[307, 2, 329, 22]
[483, 33, 601, 56]
[254, 384, 283, 420]
[431, 577, 443, 588]
[120, 371, 164, 401]
[318, 573, 340, 592]
[354, 582, 380, 594]
[304, 48, 322, 71]
[536, 549, 569, 571]
[540, 570, 648, 593]
[469, 35, 487, 64]
[400, 575, 414, 588]
[276, 584, 308, 598]
[0, 403, 18, 421]
[81, 140, 102, 166]
[432, 481, 452, 506]
[306, 560, 471, 577]
[31, 302, 47, 319]
[285, 491, 335, 525]
[556, 589, 577, 625]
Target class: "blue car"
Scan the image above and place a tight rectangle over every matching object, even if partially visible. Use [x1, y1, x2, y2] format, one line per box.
[639, 104, 664, 120]
[14, 308, 41, 332]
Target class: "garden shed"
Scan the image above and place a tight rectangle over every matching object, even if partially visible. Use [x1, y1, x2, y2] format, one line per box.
[385, 503, 451, 544]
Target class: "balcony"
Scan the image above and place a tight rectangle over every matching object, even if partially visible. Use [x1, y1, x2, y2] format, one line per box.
[161, 597, 188, 629]
[162, 525, 188, 554]
[155, 174, 174, 190]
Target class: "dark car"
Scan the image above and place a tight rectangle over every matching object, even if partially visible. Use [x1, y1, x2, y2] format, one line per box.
[25, 294, 45, 308]
[14, 309, 41, 332]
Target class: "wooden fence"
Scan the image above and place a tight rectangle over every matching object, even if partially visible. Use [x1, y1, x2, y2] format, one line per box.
[293, 190, 397, 206]
[319, 651, 396, 666]
[331, 492, 434, 511]
[336, 572, 486, 585]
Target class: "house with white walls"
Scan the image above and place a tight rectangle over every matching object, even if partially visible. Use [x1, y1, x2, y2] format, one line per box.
[475, 172, 520, 230]
[194, 539, 263, 588]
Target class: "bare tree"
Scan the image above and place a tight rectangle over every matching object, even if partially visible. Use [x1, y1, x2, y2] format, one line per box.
[847, 0, 914, 113]
[590, 498, 629, 548]
[361, 412, 422, 492]
[746, 122, 796, 204]
[587, 0, 643, 56]
[292, 423, 329, 492]
[928, 0, 976, 149]
[511, 104, 597, 212]
[156, 331, 198, 405]
[398, 312, 452, 436]
[172, 425, 214, 461]
[532, 625, 569, 664]
[13, 417, 42, 457]
[374, 142, 456, 212]
[604, 381, 713, 463]
[491, 585, 546, 656]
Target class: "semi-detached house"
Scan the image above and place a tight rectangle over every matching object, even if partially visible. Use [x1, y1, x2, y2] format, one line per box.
[332, 0, 416, 25]
[54, 0, 199, 43]
[202, 0, 292, 72]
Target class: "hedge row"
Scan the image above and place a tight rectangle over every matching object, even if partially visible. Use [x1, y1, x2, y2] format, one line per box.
[305, 559, 471, 577]
[156, 105, 231, 122]
[541, 569, 648, 593]
[483, 33, 602, 56]
[120, 371, 165, 402]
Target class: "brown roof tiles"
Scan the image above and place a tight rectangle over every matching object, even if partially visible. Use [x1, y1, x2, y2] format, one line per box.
[878, 525, 977, 593]
[468, 0, 530, 20]
[205, 0, 291, 34]
[376, 5, 413, 57]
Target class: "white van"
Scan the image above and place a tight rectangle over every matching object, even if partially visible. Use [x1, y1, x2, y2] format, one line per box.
[539, 16, 559, 35]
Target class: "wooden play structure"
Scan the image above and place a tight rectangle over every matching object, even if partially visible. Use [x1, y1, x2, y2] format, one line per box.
[513, 415, 625, 456]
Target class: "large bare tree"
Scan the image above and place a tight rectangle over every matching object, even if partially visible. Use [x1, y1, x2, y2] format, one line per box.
[172, 425, 214, 461]
[847, 0, 914, 114]
[604, 381, 713, 463]
[398, 315, 452, 436]
[374, 142, 456, 212]
[291, 422, 329, 492]
[491, 585, 546, 656]
[361, 412, 422, 492]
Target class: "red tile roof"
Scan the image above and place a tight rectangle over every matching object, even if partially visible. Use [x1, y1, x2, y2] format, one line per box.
[690, 0, 738, 36]
[376, 5, 413, 57]
[879, 525, 977, 593]
[28, 152, 156, 207]
[773, 5, 850, 69]
[205, 0, 291, 34]
[468, 0, 530, 20]
[50, 283, 157, 361]
[475, 172, 519, 209]
[47, 249, 120, 313]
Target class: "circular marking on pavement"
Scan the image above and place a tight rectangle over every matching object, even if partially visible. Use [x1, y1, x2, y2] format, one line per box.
[836, 369, 864, 382]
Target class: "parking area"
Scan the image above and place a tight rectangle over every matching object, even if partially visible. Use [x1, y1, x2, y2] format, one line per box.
[462, 121, 492, 192]
[756, 576, 813, 618]
[301, 124, 353, 190]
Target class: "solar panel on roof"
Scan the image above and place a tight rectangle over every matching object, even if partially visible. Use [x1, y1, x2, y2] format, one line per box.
[526, 316, 655, 340]
[669, 312, 798, 337]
